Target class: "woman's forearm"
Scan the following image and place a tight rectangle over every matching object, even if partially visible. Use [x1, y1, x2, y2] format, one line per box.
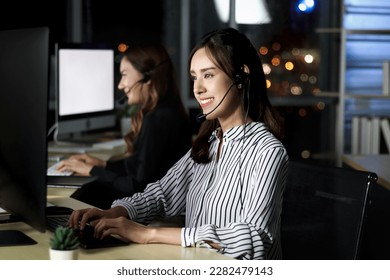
[148, 227, 182, 245]
[147, 227, 221, 249]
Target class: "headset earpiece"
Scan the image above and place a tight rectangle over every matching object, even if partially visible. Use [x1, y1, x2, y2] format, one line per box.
[234, 67, 249, 89]
[140, 59, 169, 84]
[141, 72, 151, 83]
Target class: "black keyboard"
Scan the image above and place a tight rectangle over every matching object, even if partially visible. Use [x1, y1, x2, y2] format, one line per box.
[46, 215, 129, 249]
[46, 215, 69, 231]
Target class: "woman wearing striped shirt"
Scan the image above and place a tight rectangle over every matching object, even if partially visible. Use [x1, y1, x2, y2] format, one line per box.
[69, 28, 289, 260]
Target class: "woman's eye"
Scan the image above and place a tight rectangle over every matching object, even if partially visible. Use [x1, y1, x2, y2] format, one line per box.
[204, 73, 213, 79]
[190, 75, 197, 81]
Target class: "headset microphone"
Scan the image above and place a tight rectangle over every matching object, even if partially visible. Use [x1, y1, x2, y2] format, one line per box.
[117, 75, 150, 105]
[118, 94, 128, 105]
[195, 112, 207, 123]
[196, 82, 235, 123]
[196, 70, 249, 123]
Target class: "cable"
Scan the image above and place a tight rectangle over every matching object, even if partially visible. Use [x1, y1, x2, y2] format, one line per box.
[238, 80, 251, 215]
[47, 122, 58, 137]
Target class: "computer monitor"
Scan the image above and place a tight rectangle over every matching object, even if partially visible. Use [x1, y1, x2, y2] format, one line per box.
[54, 42, 116, 141]
[0, 27, 49, 239]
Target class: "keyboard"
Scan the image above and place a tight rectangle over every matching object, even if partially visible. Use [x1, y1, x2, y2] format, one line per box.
[47, 161, 73, 176]
[92, 138, 126, 149]
[46, 215, 69, 231]
[46, 214, 128, 249]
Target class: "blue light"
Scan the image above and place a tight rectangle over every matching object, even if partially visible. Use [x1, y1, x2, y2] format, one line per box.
[298, 0, 315, 13]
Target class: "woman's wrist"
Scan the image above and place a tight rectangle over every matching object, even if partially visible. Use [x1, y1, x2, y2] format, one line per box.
[144, 227, 181, 245]
[146, 227, 158, 244]
[95, 159, 106, 168]
[108, 206, 129, 218]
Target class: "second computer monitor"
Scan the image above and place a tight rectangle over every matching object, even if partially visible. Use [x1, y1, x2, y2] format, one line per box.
[55, 43, 116, 140]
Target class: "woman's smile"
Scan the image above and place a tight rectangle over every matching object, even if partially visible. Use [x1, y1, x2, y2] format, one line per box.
[199, 97, 214, 108]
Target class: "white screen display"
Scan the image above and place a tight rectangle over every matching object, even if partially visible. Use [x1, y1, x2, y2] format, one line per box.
[58, 49, 114, 116]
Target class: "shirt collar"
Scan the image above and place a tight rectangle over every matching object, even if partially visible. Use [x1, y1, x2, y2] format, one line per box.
[208, 122, 267, 143]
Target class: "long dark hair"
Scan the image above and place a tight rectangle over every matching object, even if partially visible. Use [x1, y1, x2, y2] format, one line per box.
[122, 43, 187, 153]
[189, 28, 284, 163]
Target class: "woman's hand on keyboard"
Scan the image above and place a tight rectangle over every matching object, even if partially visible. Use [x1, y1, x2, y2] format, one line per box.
[92, 216, 181, 245]
[68, 206, 129, 230]
[56, 158, 94, 176]
[70, 207, 182, 245]
[69, 154, 107, 168]
[94, 217, 152, 244]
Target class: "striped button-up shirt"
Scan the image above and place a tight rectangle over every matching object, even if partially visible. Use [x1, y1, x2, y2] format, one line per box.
[112, 122, 289, 260]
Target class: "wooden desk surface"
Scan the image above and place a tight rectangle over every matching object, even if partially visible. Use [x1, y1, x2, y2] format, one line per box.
[0, 188, 231, 260]
[342, 154, 390, 190]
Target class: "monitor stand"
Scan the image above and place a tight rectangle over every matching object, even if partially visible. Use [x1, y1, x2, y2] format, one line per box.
[0, 230, 37, 246]
[0, 215, 37, 246]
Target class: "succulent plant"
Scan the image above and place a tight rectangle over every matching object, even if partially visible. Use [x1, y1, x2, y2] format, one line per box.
[50, 226, 80, 250]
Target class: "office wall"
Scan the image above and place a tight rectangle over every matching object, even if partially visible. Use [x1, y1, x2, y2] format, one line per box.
[0, 0, 342, 163]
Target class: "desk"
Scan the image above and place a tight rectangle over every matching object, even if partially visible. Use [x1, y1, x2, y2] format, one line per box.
[48, 141, 128, 162]
[342, 154, 390, 190]
[0, 188, 231, 260]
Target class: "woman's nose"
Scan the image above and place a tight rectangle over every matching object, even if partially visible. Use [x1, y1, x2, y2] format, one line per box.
[193, 81, 205, 96]
[117, 80, 124, 90]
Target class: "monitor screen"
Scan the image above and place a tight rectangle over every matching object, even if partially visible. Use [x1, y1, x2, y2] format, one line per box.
[0, 27, 49, 233]
[55, 43, 115, 139]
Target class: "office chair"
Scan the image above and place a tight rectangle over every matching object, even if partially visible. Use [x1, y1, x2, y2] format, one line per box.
[281, 160, 378, 260]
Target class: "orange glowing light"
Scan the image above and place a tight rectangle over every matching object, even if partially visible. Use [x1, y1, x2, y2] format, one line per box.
[259, 46, 268, 55]
[271, 57, 280, 66]
[118, 43, 128, 53]
[285, 61, 294, 71]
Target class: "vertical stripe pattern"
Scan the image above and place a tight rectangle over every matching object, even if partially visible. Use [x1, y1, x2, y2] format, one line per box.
[112, 122, 289, 260]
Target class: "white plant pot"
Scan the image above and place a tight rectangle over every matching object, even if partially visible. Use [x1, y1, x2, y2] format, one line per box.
[49, 248, 79, 260]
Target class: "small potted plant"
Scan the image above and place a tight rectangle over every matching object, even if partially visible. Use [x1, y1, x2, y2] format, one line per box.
[49, 226, 80, 260]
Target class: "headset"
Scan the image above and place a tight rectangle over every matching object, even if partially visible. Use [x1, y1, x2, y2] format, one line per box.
[140, 70, 152, 83]
[141, 58, 169, 84]
[234, 68, 250, 89]
[117, 59, 168, 104]
[196, 67, 250, 123]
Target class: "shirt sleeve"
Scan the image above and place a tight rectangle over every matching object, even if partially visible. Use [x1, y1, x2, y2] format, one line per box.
[181, 147, 288, 260]
[111, 150, 193, 223]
